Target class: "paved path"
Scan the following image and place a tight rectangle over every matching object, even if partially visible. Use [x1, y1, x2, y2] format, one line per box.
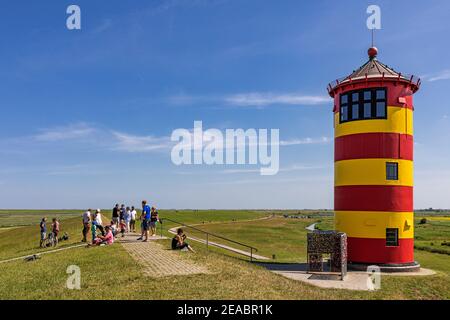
[119, 233, 209, 277]
[305, 223, 317, 231]
[167, 226, 270, 260]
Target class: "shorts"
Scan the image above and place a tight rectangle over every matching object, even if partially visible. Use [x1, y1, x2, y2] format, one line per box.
[41, 232, 46, 240]
[112, 217, 119, 224]
[142, 219, 150, 231]
[149, 220, 157, 228]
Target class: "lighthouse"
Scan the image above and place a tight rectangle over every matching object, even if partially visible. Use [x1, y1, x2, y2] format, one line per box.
[327, 47, 421, 270]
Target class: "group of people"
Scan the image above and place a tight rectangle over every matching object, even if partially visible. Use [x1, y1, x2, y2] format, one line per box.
[80, 200, 193, 251]
[39, 217, 60, 248]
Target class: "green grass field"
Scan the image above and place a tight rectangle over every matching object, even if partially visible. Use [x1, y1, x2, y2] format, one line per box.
[0, 209, 449, 300]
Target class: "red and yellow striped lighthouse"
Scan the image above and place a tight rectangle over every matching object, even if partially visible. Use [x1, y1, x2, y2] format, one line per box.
[327, 47, 421, 269]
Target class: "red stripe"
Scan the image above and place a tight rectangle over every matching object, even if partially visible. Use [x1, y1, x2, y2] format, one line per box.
[335, 133, 413, 161]
[347, 237, 414, 264]
[332, 81, 415, 112]
[335, 185, 413, 212]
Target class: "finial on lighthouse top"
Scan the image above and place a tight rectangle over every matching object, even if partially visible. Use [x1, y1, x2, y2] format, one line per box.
[368, 47, 378, 60]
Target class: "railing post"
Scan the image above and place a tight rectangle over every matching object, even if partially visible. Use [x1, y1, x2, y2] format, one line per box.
[206, 233, 209, 251]
[250, 248, 253, 262]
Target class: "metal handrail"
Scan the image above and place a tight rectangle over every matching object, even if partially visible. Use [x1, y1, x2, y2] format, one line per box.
[160, 217, 258, 262]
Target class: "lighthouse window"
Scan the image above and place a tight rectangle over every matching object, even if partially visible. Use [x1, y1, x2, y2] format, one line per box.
[364, 103, 372, 118]
[376, 102, 386, 117]
[376, 89, 386, 100]
[386, 228, 399, 247]
[352, 103, 359, 119]
[339, 87, 387, 123]
[386, 162, 398, 180]
[340, 106, 348, 121]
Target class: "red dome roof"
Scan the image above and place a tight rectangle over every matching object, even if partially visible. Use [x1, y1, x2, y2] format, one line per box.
[327, 48, 421, 97]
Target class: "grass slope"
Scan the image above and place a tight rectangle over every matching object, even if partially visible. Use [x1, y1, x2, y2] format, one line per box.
[0, 210, 449, 299]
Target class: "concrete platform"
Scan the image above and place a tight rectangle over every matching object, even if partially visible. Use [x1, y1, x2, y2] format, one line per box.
[257, 263, 436, 291]
[348, 261, 421, 273]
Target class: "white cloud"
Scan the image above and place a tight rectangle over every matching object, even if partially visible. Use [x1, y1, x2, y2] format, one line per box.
[111, 132, 171, 152]
[280, 137, 330, 146]
[34, 123, 95, 142]
[421, 69, 450, 82]
[92, 19, 113, 34]
[221, 164, 326, 174]
[225, 93, 331, 107]
[164, 92, 331, 108]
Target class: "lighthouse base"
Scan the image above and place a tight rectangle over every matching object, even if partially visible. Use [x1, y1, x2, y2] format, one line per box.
[348, 261, 421, 273]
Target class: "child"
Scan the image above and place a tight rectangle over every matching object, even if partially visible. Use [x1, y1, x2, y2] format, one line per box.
[91, 221, 98, 244]
[119, 219, 126, 238]
[51, 218, 60, 246]
[110, 220, 118, 237]
[39, 217, 47, 248]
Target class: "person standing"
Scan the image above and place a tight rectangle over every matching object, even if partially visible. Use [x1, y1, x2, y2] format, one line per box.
[93, 209, 105, 236]
[82, 209, 91, 243]
[137, 200, 151, 242]
[124, 207, 131, 232]
[120, 204, 126, 222]
[129, 206, 137, 233]
[112, 204, 119, 227]
[51, 218, 60, 246]
[149, 207, 159, 237]
[40, 217, 47, 248]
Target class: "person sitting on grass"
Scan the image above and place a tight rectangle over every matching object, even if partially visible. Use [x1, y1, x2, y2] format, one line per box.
[171, 228, 195, 252]
[88, 226, 114, 247]
[39, 217, 47, 248]
[51, 218, 60, 246]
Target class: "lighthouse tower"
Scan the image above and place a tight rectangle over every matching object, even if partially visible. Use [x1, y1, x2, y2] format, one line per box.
[327, 47, 421, 270]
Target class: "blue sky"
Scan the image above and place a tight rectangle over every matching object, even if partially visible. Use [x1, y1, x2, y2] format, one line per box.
[0, 0, 449, 209]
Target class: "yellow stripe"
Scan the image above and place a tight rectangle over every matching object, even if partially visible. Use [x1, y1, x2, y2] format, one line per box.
[334, 106, 413, 138]
[335, 211, 414, 239]
[335, 158, 413, 187]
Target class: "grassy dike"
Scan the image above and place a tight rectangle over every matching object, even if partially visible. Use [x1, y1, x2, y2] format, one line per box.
[0, 210, 448, 299]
